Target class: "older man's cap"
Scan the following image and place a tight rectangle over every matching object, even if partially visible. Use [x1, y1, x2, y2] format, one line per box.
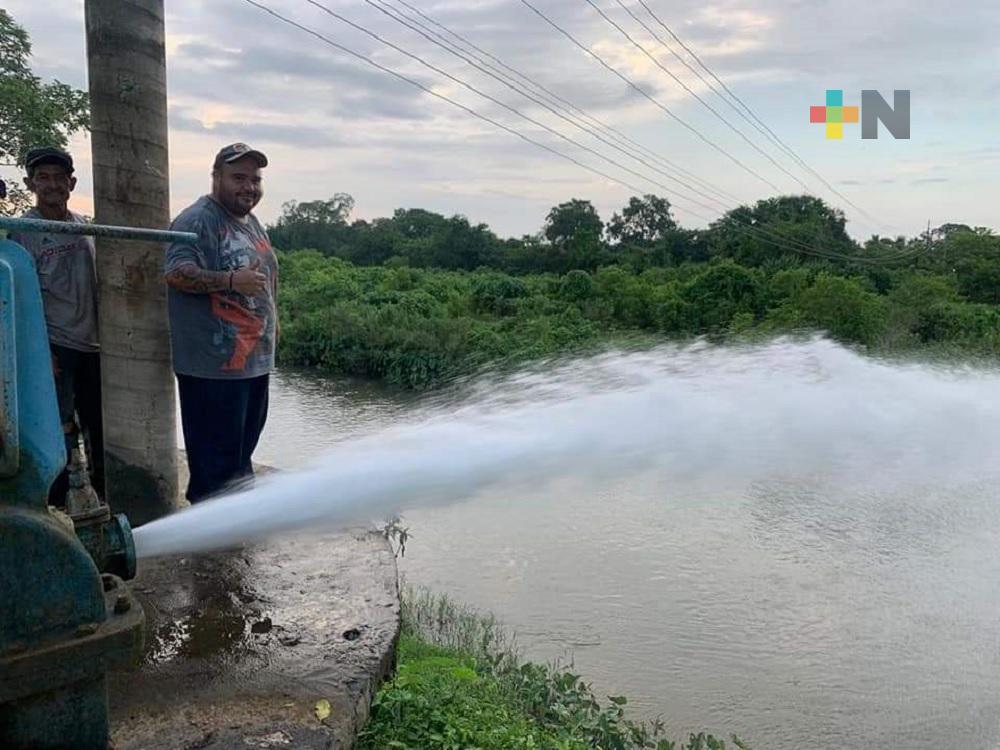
[25, 147, 74, 176]
[213, 143, 268, 170]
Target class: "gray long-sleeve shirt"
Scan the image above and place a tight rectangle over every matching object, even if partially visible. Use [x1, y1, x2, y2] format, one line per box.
[10, 208, 99, 352]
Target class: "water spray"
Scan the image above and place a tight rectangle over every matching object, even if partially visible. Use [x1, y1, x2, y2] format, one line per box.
[133, 337, 1000, 560]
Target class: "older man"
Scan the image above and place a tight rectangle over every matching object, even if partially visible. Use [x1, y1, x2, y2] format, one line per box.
[165, 143, 279, 502]
[11, 147, 103, 505]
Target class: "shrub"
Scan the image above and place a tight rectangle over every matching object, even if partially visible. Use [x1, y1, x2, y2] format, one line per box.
[681, 261, 763, 331]
[471, 273, 529, 316]
[559, 269, 594, 303]
[792, 273, 888, 346]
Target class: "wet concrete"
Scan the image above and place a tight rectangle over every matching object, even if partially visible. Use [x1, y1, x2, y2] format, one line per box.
[106, 464, 400, 749]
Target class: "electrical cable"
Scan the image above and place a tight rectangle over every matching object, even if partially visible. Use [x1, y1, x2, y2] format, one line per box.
[517, 0, 784, 193]
[388, 0, 741, 205]
[366, 0, 735, 210]
[239, 0, 926, 267]
[632, 0, 885, 228]
[374, 0, 918, 264]
[583, 0, 813, 194]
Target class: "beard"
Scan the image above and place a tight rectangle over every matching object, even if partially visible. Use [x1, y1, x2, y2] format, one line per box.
[220, 191, 259, 217]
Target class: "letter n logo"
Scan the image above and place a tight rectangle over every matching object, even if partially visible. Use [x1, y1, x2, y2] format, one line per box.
[861, 90, 910, 139]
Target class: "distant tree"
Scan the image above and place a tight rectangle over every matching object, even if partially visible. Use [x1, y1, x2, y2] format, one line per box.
[499, 234, 553, 274]
[392, 207, 448, 239]
[0, 9, 89, 214]
[946, 231, 1000, 303]
[564, 228, 606, 272]
[544, 199, 603, 246]
[932, 223, 974, 241]
[424, 216, 500, 270]
[708, 195, 858, 267]
[346, 217, 398, 266]
[607, 194, 677, 246]
[268, 193, 354, 254]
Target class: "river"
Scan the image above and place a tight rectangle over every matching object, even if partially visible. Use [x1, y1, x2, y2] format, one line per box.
[246, 341, 1000, 750]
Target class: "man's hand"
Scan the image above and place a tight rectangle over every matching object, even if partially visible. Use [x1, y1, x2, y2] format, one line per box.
[231, 258, 268, 296]
[166, 258, 269, 296]
[165, 263, 228, 294]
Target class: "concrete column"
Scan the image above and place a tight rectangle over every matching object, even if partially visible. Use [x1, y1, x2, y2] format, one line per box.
[85, 0, 177, 525]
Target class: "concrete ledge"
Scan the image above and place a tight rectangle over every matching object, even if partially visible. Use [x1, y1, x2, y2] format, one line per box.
[108, 530, 400, 749]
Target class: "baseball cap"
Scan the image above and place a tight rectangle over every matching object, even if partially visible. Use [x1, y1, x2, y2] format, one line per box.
[25, 147, 74, 176]
[213, 143, 268, 170]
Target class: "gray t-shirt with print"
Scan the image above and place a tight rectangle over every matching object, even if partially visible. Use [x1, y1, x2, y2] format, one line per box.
[165, 196, 278, 380]
[10, 208, 99, 352]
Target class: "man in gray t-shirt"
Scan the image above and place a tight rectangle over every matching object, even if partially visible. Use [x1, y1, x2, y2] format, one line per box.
[165, 143, 279, 502]
[9, 147, 104, 505]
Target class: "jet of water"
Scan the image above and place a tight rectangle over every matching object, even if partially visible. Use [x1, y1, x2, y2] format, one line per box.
[133, 337, 1000, 559]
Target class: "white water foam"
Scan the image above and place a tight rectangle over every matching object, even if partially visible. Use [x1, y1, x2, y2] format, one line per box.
[133, 336, 1000, 559]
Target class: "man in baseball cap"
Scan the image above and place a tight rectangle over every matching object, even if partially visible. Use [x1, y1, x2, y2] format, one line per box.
[9, 146, 103, 506]
[24, 146, 75, 176]
[164, 143, 279, 502]
[212, 142, 268, 170]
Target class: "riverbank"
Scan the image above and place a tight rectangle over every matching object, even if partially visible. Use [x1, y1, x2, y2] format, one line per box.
[359, 589, 748, 750]
[277, 249, 1000, 388]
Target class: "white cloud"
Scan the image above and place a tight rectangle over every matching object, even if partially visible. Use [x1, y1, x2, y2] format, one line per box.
[3, 0, 997, 238]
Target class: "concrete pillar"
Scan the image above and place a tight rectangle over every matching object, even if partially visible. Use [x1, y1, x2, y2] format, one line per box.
[85, 0, 177, 525]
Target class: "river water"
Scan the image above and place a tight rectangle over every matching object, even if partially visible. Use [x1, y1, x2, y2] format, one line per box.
[246, 340, 1000, 750]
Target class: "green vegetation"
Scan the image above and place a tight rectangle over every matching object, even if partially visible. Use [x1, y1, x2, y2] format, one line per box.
[275, 197, 1000, 388]
[0, 9, 89, 214]
[358, 589, 748, 750]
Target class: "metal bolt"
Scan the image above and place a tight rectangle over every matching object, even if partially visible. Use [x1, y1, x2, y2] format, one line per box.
[114, 595, 131, 614]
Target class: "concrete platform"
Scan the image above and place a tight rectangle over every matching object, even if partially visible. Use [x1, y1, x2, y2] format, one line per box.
[107, 529, 400, 750]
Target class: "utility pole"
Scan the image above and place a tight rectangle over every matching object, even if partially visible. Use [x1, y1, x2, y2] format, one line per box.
[84, 0, 178, 525]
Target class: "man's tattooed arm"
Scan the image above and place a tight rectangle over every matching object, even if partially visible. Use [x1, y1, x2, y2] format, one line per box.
[164, 263, 230, 294]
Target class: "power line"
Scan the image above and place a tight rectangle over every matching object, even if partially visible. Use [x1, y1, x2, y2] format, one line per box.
[374, 0, 910, 264]
[620, 0, 788, 159]
[388, 0, 741, 205]
[239, 0, 681, 210]
[305, 0, 890, 262]
[239, 0, 921, 267]
[583, 0, 812, 194]
[637, 0, 802, 164]
[509, 1, 913, 263]
[632, 0, 882, 227]
[364, 0, 733, 211]
[628, 0, 802, 166]
[302, 0, 723, 214]
[516, 0, 784, 193]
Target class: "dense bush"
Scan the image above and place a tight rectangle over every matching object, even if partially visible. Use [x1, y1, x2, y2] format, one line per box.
[277, 242, 1000, 388]
[274, 195, 1000, 388]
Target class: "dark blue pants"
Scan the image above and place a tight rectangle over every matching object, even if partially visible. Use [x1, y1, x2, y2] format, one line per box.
[49, 344, 105, 507]
[176, 373, 269, 503]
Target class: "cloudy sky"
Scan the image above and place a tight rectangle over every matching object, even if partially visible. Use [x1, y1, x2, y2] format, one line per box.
[6, 0, 999, 240]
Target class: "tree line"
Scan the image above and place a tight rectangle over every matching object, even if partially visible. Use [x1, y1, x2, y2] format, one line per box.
[267, 192, 999, 296]
[273, 195, 1000, 388]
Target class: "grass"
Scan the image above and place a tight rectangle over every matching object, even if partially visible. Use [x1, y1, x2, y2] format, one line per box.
[358, 588, 750, 750]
